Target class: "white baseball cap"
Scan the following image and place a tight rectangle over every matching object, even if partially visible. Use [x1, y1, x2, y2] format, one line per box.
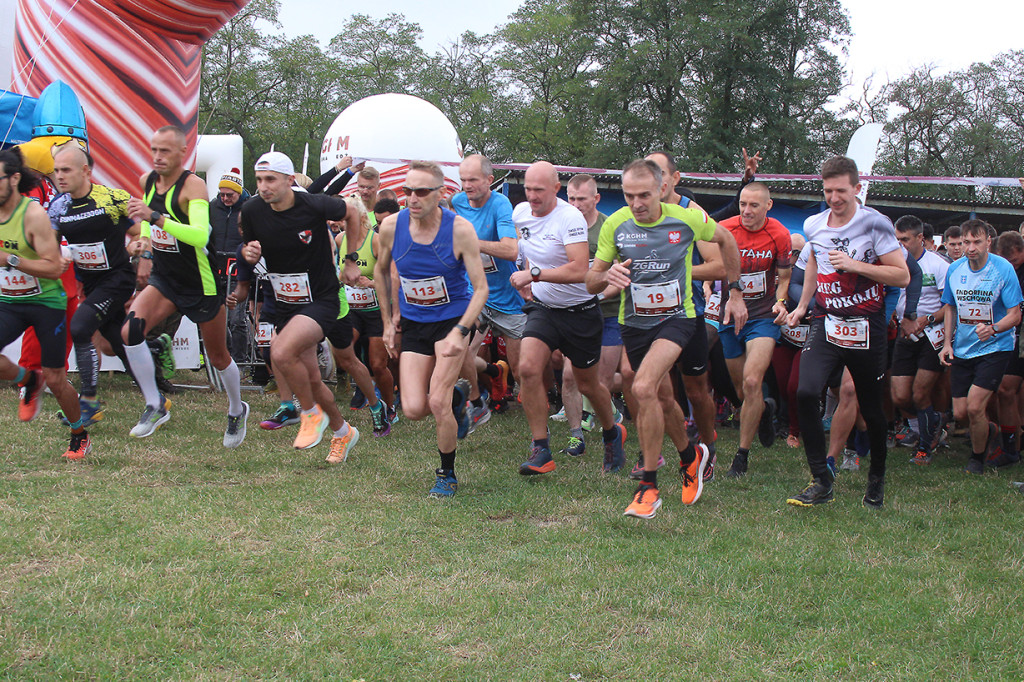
[254, 151, 294, 176]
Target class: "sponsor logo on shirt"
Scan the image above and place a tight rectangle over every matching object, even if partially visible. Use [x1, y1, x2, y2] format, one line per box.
[298, 230, 312, 245]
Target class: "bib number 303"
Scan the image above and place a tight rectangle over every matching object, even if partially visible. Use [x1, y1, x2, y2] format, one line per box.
[824, 314, 869, 349]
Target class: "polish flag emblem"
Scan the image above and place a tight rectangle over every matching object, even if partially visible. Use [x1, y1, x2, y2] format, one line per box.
[669, 231, 681, 244]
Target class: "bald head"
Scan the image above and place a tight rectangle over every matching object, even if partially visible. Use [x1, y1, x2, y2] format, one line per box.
[52, 144, 93, 197]
[523, 161, 561, 217]
[54, 144, 90, 168]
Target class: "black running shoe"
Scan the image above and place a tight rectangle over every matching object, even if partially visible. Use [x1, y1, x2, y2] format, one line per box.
[786, 478, 834, 506]
[863, 474, 884, 508]
[965, 457, 985, 475]
[726, 451, 748, 478]
[758, 397, 777, 448]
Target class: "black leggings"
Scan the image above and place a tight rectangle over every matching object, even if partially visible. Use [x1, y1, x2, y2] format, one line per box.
[70, 291, 129, 397]
[797, 315, 889, 481]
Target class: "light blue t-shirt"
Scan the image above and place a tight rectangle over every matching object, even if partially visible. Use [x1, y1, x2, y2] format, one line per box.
[941, 253, 1023, 359]
[451, 190, 523, 315]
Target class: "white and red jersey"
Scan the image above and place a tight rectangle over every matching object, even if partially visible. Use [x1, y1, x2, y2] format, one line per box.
[804, 204, 900, 318]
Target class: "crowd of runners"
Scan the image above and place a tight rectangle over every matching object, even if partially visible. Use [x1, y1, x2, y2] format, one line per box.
[2, 127, 1023, 518]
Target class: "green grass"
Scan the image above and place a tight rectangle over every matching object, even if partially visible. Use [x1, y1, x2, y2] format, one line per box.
[2, 373, 1024, 680]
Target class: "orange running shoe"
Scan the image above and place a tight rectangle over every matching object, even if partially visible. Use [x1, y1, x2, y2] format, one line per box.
[492, 360, 510, 401]
[325, 425, 360, 464]
[18, 369, 43, 422]
[63, 431, 92, 460]
[679, 443, 708, 505]
[623, 483, 661, 519]
[293, 407, 328, 450]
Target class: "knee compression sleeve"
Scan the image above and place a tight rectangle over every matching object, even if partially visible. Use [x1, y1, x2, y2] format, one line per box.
[125, 311, 148, 346]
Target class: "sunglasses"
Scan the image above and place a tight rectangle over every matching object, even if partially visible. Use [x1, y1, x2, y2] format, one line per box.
[401, 185, 443, 197]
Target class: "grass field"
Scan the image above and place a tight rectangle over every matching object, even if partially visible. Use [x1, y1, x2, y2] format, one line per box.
[2, 371, 1023, 680]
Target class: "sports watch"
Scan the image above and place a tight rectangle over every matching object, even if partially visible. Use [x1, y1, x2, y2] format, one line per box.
[6, 254, 20, 269]
[530, 266, 541, 282]
[728, 280, 743, 293]
[149, 210, 162, 224]
[344, 251, 360, 263]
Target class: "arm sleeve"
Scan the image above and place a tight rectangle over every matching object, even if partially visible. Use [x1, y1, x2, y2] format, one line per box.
[234, 243, 254, 283]
[146, 199, 211, 248]
[308, 167, 354, 195]
[903, 250, 923, 316]
[708, 176, 751, 222]
[322, 195, 348, 221]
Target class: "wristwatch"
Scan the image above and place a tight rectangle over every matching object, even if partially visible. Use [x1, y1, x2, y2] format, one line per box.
[344, 251, 359, 263]
[926, 313, 936, 325]
[728, 280, 743, 293]
[903, 312, 917, 321]
[139, 251, 153, 260]
[454, 323, 471, 337]
[530, 266, 541, 282]
[149, 210, 162, 225]
[992, 323, 1000, 334]
[6, 254, 20, 269]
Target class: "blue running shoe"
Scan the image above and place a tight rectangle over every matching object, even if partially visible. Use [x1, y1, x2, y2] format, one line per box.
[519, 445, 555, 475]
[429, 468, 458, 497]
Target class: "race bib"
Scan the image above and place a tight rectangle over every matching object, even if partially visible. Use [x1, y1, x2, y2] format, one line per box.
[480, 253, 498, 274]
[0, 269, 41, 297]
[69, 241, 109, 271]
[346, 285, 378, 310]
[268, 272, 313, 304]
[923, 323, 945, 351]
[957, 301, 992, 325]
[631, 280, 681, 316]
[401, 275, 450, 307]
[149, 224, 179, 253]
[825, 314, 869, 349]
[781, 323, 810, 347]
[740, 271, 767, 298]
[705, 292, 722, 323]
[256, 321, 273, 348]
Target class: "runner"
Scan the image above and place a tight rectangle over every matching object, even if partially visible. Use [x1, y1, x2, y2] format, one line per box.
[939, 219, 1022, 475]
[371, 161, 489, 497]
[890, 215, 949, 465]
[336, 194, 398, 426]
[241, 151, 362, 461]
[451, 153, 523, 432]
[512, 161, 627, 476]
[50, 145, 140, 425]
[717, 182, 792, 476]
[784, 156, 910, 508]
[122, 126, 248, 447]
[588, 159, 746, 518]
[990, 231, 1024, 467]
[0, 147, 91, 459]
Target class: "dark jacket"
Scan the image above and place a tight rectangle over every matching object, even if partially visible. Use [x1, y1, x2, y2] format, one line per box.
[209, 190, 250, 273]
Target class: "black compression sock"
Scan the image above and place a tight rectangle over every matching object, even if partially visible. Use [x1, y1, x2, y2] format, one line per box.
[679, 443, 696, 466]
[602, 427, 618, 443]
[439, 448, 456, 472]
[642, 469, 658, 487]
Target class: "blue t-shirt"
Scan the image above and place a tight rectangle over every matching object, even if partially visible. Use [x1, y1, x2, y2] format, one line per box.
[451, 190, 523, 315]
[941, 254, 1023, 359]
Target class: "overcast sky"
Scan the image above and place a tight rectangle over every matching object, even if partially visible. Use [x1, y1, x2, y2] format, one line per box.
[275, 0, 1018, 102]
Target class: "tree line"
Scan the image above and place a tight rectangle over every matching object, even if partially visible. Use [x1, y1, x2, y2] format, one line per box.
[198, 0, 1023, 203]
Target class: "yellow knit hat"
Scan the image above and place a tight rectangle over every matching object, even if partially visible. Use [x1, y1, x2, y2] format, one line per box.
[219, 168, 243, 193]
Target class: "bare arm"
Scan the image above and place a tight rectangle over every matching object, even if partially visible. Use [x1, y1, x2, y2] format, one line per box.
[479, 236, 519, 262]
[1, 201, 68, 279]
[691, 241, 724, 282]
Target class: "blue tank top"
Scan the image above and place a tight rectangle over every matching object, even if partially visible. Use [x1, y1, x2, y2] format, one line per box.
[393, 207, 471, 323]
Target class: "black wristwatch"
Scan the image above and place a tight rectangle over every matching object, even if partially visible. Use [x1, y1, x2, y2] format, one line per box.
[149, 210, 162, 225]
[728, 280, 743, 293]
[454, 323, 471, 337]
[903, 312, 917, 321]
[344, 251, 359, 263]
[139, 251, 153, 260]
[530, 266, 541, 282]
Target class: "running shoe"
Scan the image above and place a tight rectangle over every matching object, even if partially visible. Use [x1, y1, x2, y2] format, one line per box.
[822, 415, 832, 433]
[758, 397, 777, 448]
[519, 444, 555, 475]
[454, 379, 471, 440]
[349, 385, 367, 410]
[492, 360, 510, 401]
[986, 447, 1020, 469]
[129, 397, 171, 438]
[370, 403, 391, 437]
[325, 425, 360, 464]
[18, 369, 43, 422]
[468, 403, 490, 434]
[726, 451, 748, 479]
[965, 457, 985, 475]
[910, 449, 933, 465]
[826, 456, 837, 477]
[549, 406, 567, 422]
[863, 474, 885, 509]
[786, 478, 834, 507]
[629, 453, 665, 480]
[840, 449, 860, 471]
[429, 468, 458, 498]
[602, 423, 627, 473]
[387, 403, 400, 425]
[294, 407, 329, 450]
[63, 431, 92, 460]
[317, 340, 335, 381]
[894, 424, 918, 448]
[78, 398, 104, 427]
[581, 411, 596, 432]
[563, 435, 586, 457]
[623, 483, 661, 519]
[156, 333, 175, 377]
[786, 434, 800, 449]
[679, 443, 708, 505]
[702, 447, 717, 483]
[223, 401, 249, 449]
[260, 403, 300, 430]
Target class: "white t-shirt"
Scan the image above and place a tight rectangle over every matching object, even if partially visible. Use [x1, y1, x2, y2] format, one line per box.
[514, 198, 592, 307]
[896, 248, 948, 318]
